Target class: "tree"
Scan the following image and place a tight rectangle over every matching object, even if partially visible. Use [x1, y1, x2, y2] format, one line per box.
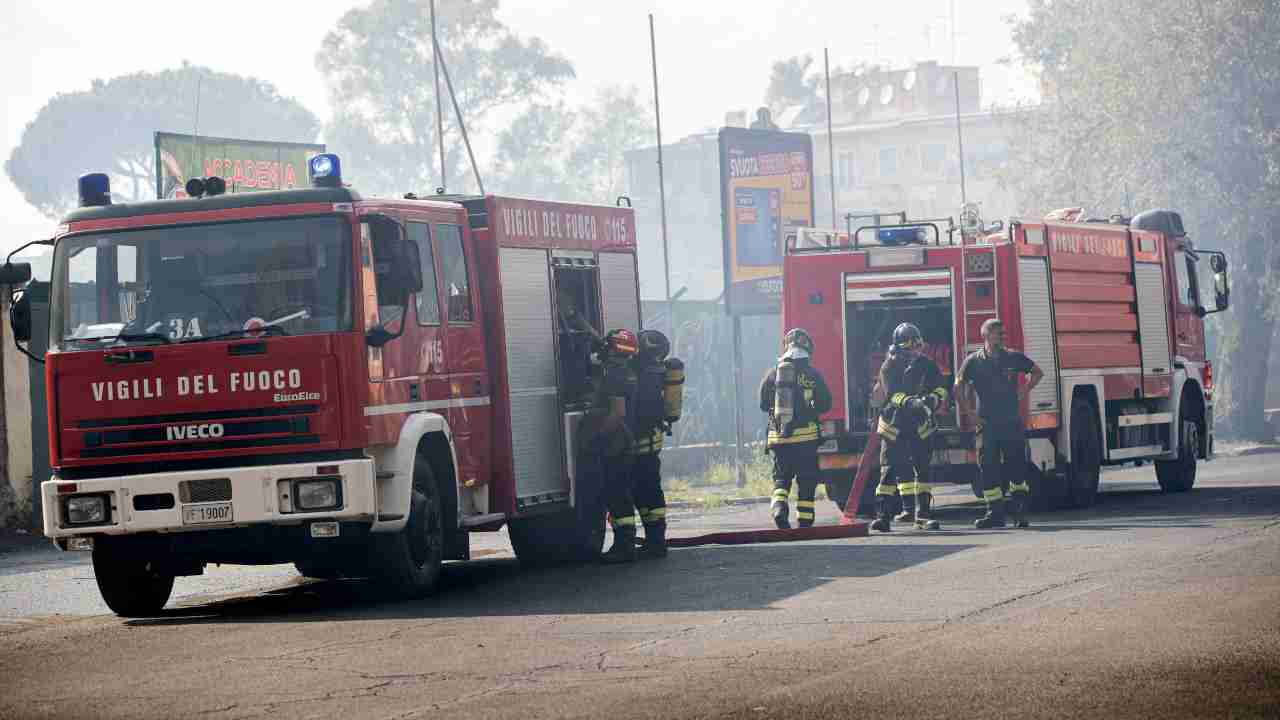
[489, 85, 654, 204]
[316, 0, 574, 196]
[764, 55, 822, 116]
[5, 64, 319, 219]
[1006, 0, 1280, 439]
[567, 86, 654, 202]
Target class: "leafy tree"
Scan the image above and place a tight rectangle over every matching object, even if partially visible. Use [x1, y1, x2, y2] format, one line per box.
[317, 0, 574, 195]
[1007, 0, 1280, 439]
[566, 85, 654, 202]
[5, 64, 319, 219]
[764, 55, 822, 116]
[490, 85, 653, 203]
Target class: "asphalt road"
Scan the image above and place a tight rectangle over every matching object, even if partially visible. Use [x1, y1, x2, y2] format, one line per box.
[1, 455, 1278, 719]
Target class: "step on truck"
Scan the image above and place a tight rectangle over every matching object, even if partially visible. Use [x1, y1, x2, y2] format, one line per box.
[2, 156, 642, 616]
[783, 209, 1231, 512]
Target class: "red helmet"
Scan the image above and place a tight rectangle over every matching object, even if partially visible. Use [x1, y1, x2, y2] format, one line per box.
[604, 329, 639, 357]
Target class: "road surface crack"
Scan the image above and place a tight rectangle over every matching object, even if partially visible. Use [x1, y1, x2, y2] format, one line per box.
[950, 574, 1093, 623]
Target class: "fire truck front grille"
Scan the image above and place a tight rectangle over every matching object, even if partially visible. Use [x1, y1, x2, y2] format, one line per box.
[180, 478, 232, 503]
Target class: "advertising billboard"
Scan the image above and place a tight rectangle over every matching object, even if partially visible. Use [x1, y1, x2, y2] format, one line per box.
[154, 132, 325, 199]
[718, 127, 814, 315]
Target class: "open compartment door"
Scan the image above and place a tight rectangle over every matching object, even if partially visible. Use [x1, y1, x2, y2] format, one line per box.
[498, 247, 568, 508]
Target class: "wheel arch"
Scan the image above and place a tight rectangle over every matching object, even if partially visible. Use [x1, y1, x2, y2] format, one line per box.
[1059, 378, 1104, 464]
[369, 413, 460, 534]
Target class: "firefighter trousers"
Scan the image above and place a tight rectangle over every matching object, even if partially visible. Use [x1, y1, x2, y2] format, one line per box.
[629, 452, 666, 534]
[770, 441, 820, 527]
[979, 420, 1028, 510]
[877, 433, 934, 513]
[603, 455, 639, 532]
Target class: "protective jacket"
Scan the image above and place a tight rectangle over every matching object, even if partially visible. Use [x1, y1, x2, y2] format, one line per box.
[877, 345, 948, 442]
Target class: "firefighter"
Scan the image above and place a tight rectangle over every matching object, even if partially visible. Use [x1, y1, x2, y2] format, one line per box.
[871, 323, 948, 533]
[760, 328, 833, 529]
[625, 329, 683, 558]
[956, 318, 1044, 529]
[584, 329, 641, 564]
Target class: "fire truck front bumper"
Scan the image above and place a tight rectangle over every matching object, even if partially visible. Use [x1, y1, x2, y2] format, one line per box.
[41, 458, 377, 540]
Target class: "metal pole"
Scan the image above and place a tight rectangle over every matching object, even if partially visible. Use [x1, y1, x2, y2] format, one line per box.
[954, 71, 967, 206]
[824, 49, 838, 229]
[649, 14, 673, 339]
[732, 315, 745, 488]
[434, 42, 485, 194]
[949, 0, 957, 65]
[430, 0, 447, 192]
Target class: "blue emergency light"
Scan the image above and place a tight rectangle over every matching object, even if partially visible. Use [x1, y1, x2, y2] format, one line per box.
[309, 153, 342, 188]
[877, 226, 929, 246]
[78, 173, 112, 207]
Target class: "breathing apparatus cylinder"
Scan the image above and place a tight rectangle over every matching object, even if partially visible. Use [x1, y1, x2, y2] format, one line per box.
[662, 358, 685, 426]
[773, 359, 798, 437]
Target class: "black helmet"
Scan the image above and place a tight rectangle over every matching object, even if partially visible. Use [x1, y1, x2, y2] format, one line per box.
[783, 328, 815, 354]
[637, 329, 671, 361]
[893, 322, 923, 350]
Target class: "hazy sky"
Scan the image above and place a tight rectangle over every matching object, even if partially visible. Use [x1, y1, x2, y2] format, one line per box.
[0, 0, 1034, 255]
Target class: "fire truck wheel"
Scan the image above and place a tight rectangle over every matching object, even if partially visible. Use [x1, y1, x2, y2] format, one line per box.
[92, 541, 175, 617]
[509, 509, 606, 567]
[1155, 413, 1200, 493]
[371, 456, 444, 597]
[1066, 398, 1102, 508]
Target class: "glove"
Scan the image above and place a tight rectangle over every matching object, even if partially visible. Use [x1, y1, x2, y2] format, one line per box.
[905, 397, 925, 411]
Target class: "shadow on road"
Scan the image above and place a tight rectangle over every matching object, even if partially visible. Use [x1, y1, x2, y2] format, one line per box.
[126, 541, 975, 627]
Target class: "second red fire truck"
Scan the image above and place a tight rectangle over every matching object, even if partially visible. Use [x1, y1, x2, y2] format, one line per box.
[785, 209, 1231, 511]
[4, 155, 645, 616]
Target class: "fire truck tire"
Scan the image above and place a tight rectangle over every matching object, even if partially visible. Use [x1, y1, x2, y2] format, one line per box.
[92, 541, 175, 617]
[370, 456, 444, 597]
[1155, 412, 1200, 493]
[1066, 398, 1102, 508]
[508, 509, 606, 567]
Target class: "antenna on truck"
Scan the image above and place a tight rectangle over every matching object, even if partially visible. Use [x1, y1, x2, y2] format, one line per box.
[429, 0, 485, 194]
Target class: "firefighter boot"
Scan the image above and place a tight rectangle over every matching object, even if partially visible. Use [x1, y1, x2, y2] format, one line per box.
[973, 503, 1007, 529]
[1009, 493, 1030, 528]
[771, 496, 791, 530]
[602, 524, 638, 564]
[894, 492, 916, 523]
[641, 523, 668, 558]
[914, 492, 941, 531]
[870, 497, 893, 533]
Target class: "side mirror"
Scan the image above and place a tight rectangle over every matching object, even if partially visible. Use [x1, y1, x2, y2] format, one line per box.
[0, 262, 32, 286]
[1210, 254, 1227, 273]
[401, 236, 424, 294]
[10, 288, 31, 343]
[1213, 271, 1230, 311]
[365, 325, 396, 348]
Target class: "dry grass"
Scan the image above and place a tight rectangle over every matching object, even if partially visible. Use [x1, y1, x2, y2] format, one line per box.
[663, 452, 829, 510]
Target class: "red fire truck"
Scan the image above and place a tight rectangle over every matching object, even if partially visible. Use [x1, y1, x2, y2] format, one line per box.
[4, 156, 642, 616]
[784, 209, 1231, 512]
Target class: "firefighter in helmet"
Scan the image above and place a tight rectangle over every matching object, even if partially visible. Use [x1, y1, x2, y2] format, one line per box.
[581, 329, 641, 564]
[871, 322, 949, 532]
[760, 328, 833, 529]
[956, 318, 1043, 528]
[620, 329, 685, 559]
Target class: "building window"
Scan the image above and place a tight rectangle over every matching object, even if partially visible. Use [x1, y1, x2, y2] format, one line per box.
[921, 144, 946, 174]
[879, 147, 897, 178]
[838, 152, 855, 189]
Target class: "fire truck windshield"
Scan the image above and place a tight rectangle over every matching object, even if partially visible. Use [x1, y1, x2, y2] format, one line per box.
[50, 215, 353, 350]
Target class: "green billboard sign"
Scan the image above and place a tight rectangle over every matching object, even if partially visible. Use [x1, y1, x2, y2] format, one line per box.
[154, 132, 325, 199]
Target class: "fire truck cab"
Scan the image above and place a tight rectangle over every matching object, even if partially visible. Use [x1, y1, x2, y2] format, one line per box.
[785, 209, 1230, 512]
[5, 157, 641, 616]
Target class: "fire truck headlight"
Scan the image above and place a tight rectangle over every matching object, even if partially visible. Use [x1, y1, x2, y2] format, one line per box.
[309, 154, 342, 188]
[294, 479, 341, 511]
[65, 495, 108, 525]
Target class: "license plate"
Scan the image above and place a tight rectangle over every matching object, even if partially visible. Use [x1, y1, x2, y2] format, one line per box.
[182, 502, 234, 525]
